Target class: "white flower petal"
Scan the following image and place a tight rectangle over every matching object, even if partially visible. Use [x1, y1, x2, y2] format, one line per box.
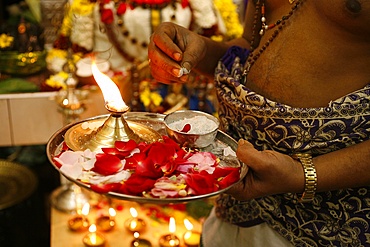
[60, 164, 83, 179]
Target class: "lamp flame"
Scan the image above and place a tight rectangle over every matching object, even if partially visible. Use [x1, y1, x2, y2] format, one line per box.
[169, 217, 176, 233]
[89, 224, 97, 233]
[183, 218, 193, 231]
[81, 203, 90, 216]
[91, 60, 129, 113]
[109, 207, 116, 218]
[130, 207, 138, 218]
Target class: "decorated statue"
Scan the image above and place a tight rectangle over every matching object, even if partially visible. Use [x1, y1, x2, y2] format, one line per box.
[48, 0, 243, 112]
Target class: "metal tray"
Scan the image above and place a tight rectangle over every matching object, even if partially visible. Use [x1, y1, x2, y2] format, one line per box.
[0, 160, 38, 209]
[46, 112, 247, 204]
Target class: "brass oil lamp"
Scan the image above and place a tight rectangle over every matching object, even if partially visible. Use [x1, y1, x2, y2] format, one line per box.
[63, 60, 161, 152]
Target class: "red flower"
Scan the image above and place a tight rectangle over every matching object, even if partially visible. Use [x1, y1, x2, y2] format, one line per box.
[116, 2, 127, 15]
[181, 0, 189, 8]
[115, 139, 138, 152]
[90, 182, 122, 193]
[146, 141, 180, 174]
[102, 139, 138, 159]
[100, 8, 114, 24]
[92, 153, 123, 175]
[213, 167, 240, 189]
[183, 171, 218, 195]
[133, 152, 163, 178]
[55, 136, 241, 199]
[118, 173, 157, 196]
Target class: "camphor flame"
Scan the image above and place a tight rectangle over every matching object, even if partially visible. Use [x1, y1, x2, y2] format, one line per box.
[91, 59, 129, 113]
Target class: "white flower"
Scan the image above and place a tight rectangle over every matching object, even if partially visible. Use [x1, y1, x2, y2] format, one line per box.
[55, 149, 97, 179]
[88, 170, 131, 184]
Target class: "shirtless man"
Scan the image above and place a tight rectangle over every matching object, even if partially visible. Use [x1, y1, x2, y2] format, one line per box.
[148, 0, 370, 246]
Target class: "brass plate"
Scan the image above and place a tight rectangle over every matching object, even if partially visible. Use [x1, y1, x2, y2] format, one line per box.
[47, 113, 247, 204]
[0, 160, 38, 210]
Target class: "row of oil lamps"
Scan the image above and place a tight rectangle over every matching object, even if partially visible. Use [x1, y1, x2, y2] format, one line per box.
[68, 203, 201, 247]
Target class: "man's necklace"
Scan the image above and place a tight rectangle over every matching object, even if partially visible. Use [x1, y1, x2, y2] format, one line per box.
[242, 0, 302, 84]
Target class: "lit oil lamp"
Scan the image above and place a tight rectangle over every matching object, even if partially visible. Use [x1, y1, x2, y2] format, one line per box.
[63, 58, 162, 153]
[68, 202, 90, 232]
[125, 207, 147, 234]
[131, 232, 153, 247]
[159, 217, 180, 247]
[183, 219, 201, 247]
[96, 207, 116, 232]
[83, 224, 106, 247]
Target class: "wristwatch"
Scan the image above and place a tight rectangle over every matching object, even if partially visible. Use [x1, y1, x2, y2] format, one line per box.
[292, 153, 317, 203]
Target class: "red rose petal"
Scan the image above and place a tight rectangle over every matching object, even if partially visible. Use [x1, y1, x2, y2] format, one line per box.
[180, 123, 191, 133]
[101, 147, 129, 159]
[116, 2, 127, 15]
[119, 173, 157, 196]
[183, 172, 218, 195]
[92, 153, 123, 176]
[215, 167, 240, 189]
[115, 139, 138, 152]
[90, 183, 122, 193]
[100, 9, 114, 24]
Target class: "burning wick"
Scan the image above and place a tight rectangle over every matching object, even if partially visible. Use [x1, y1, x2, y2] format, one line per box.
[131, 232, 152, 247]
[183, 219, 201, 247]
[91, 59, 129, 113]
[83, 224, 106, 247]
[96, 207, 116, 232]
[68, 203, 90, 232]
[125, 207, 147, 234]
[159, 217, 180, 247]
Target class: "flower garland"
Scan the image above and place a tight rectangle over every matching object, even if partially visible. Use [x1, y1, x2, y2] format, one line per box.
[0, 34, 14, 49]
[139, 80, 163, 108]
[53, 136, 240, 199]
[99, 0, 190, 25]
[59, 0, 96, 38]
[214, 0, 243, 40]
[44, 72, 69, 91]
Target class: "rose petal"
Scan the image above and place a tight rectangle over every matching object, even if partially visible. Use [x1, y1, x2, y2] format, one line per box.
[60, 164, 83, 180]
[180, 123, 191, 133]
[118, 173, 157, 196]
[90, 183, 122, 193]
[215, 167, 240, 189]
[92, 153, 123, 176]
[183, 172, 218, 195]
[115, 139, 138, 152]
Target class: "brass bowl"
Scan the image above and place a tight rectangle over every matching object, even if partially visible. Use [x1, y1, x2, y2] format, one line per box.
[0, 50, 47, 75]
[164, 110, 220, 148]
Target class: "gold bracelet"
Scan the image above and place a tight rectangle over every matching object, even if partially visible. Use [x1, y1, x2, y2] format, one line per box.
[292, 153, 317, 203]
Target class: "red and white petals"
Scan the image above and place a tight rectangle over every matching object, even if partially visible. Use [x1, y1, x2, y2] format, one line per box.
[56, 136, 240, 198]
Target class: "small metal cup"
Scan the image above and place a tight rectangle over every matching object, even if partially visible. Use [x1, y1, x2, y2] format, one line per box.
[164, 110, 220, 148]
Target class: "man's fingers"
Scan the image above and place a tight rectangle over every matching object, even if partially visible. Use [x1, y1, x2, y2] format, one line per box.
[150, 22, 184, 62]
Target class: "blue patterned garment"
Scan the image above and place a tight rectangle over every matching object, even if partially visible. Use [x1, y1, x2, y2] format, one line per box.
[214, 46, 370, 246]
